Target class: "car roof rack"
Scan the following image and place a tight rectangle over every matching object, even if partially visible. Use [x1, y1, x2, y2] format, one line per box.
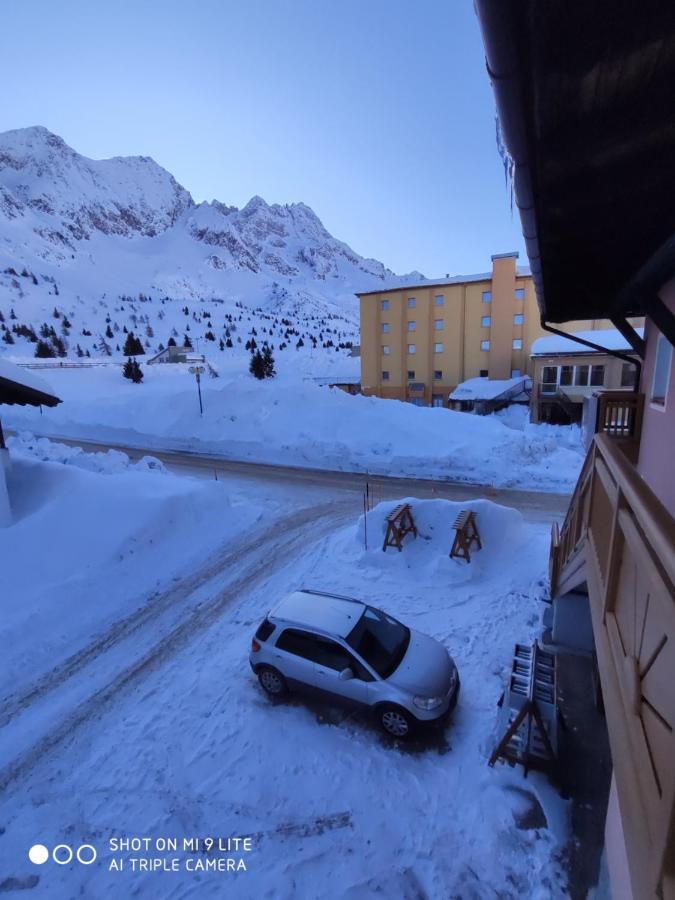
[299, 588, 364, 605]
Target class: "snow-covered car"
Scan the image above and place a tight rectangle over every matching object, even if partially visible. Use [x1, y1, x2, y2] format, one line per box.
[249, 589, 460, 738]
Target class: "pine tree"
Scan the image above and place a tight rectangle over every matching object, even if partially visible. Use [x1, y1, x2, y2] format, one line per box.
[122, 358, 144, 383]
[2, 330, 14, 344]
[106, 324, 114, 339]
[249, 349, 266, 380]
[123, 331, 144, 355]
[168, 336, 177, 347]
[183, 333, 193, 349]
[262, 346, 276, 378]
[225, 338, 233, 348]
[35, 339, 56, 358]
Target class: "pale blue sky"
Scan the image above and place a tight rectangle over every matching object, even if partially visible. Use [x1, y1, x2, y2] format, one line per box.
[1, 0, 523, 276]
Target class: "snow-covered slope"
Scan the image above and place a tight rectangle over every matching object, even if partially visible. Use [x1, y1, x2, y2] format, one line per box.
[0, 126, 422, 361]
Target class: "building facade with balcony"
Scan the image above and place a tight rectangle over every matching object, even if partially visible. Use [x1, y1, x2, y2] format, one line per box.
[357, 253, 628, 407]
[530, 328, 643, 425]
[477, 2, 675, 898]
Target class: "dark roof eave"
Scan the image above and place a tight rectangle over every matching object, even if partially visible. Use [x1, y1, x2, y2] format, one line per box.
[0, 376, 61, 408]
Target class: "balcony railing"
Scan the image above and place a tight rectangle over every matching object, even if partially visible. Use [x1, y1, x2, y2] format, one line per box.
[582, 391, 644, 462]
[550, 434, 675, 899]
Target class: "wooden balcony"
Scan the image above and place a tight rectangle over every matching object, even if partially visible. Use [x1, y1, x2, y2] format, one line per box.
[582, 391, 644, 463]
[550, 434, 675, 899]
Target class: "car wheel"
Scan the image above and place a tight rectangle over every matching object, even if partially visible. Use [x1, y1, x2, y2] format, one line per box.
[258, 666, 287, 697]
[379, 705, 413, 738]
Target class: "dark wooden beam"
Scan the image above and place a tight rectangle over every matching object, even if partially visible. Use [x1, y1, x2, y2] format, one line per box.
[611, 318, 646, 359]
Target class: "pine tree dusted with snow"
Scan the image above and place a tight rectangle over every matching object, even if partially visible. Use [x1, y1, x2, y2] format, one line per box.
[123, 331, 144, 355]
[35, 339, 56, 358]
[249, 349, 266, 380]
[262, 345, 275, 378]
[122, 357, 143, 383]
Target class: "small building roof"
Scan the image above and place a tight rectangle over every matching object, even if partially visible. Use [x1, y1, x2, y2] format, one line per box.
[530, 328, 644, 357]
[270, 590, 365, 638]
[0, 359, 61, 407]
[311, 375, 361, 386]
[448, 375, 530, 402]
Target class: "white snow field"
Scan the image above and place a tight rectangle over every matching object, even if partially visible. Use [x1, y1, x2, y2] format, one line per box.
[0, 434, 298, 698]
[4, 364, 584, 492]
[0, 444, 570, 898]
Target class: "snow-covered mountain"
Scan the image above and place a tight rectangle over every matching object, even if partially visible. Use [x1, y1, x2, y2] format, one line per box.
[0, 126, 426, 362]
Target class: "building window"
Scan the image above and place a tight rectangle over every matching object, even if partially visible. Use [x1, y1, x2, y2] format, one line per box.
[512, 338, 523, 350]
[560, 365, 573, 386]
[574, 365, 589, 386]
[410, 398, 425, 407]
[481, 316, 491, 327]
[482, 291, 491, 303]
[515, 288, 525, 300]
[434, 370, 442, 380]
[621, 362, 636, 388]
[382, 371, 389, 380]
[407, 370, 415, 379]
[432, 394, 444, 407]
[434, 319, 444, 331]
[511, 369, 521, 378]
[480, 369, 488, 377]
[434, 295, 444, 306]
[434, 342, 443, 353]
[480, 340, 490, 351]
[590, 365, 605, 387]
[381, 299, 390, 310]
[407, 321, 416, 331]
[381, 322, 390, 333]
[382, 345, 390, 356]
[513, 313, 524, 325]
[407, 344, 416, 354]
[651, 334, 673, 406]
[407, 297, 416, 308]
[541, 366, 558, 394]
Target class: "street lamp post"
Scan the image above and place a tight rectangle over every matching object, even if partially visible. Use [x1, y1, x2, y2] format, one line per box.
[189, 364, 205, 415]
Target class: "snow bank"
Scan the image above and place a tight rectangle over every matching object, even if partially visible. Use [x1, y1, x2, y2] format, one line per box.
[0, 437, 263, 694]
[4, 366, 585, 491]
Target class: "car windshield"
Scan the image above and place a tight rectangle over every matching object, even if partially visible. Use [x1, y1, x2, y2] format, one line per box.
[345, 606, 410, 679]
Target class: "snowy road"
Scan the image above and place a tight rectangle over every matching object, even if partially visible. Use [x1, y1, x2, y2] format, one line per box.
[9, 429, 572, 523]
[0, 497, 358, 791]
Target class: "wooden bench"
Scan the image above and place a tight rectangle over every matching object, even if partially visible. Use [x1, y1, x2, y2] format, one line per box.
[382, 503, 417, 552]
[450, 510, 482, 562]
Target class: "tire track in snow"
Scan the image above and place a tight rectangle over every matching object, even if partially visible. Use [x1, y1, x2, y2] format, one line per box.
[0, 499, 345, 726]
[0, 499, 355, 792]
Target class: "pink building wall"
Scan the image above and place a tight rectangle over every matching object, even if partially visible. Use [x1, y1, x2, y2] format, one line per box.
[637, 279, 675, 518]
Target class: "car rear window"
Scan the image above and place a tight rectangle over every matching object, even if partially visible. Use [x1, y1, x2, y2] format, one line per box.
[255, 619, 275, 642]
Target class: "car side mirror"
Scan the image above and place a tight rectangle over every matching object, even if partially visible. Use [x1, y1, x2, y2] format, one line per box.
[339, 667, 354, 681]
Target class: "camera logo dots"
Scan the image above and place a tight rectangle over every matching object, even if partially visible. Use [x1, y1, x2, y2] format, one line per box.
[28, 845, 49, 865]
[28, 843, 97, 865]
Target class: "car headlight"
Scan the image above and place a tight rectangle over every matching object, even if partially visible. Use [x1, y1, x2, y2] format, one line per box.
[413, 695, 444, 710]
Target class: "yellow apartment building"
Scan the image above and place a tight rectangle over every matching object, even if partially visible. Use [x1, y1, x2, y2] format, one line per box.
[358, 252, 642, 406]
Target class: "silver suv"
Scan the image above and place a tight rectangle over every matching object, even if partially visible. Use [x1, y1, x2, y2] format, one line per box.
[249, 589, 460, 738]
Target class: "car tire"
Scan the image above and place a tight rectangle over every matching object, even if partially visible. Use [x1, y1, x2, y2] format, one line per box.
[378, 704, 414, 738]
[258, 666, 288, 697]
